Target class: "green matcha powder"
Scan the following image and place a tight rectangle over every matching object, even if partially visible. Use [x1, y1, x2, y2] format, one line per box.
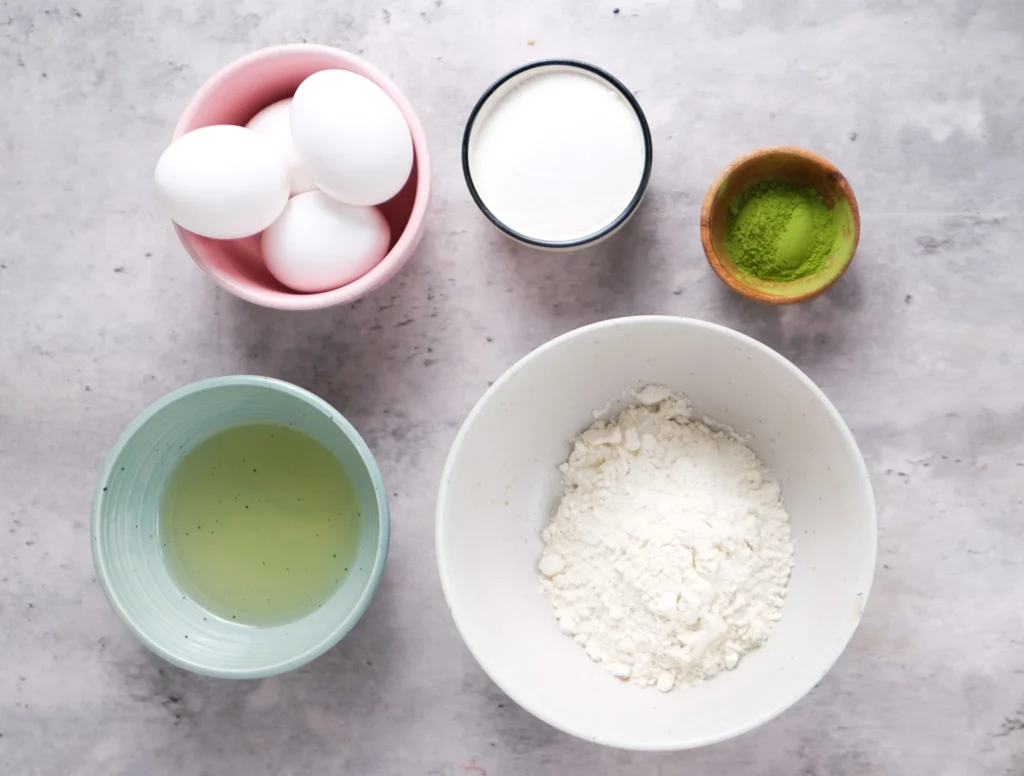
[724, 180, 837, 282]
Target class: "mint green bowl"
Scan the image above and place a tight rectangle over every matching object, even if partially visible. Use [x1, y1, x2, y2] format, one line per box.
[91, 376, 389, 678]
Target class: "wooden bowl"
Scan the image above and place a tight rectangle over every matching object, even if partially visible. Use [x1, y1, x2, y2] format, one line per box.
[700, 147, 860, 305]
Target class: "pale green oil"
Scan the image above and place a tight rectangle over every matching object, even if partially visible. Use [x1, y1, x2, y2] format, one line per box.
[160, 423, 361, 626]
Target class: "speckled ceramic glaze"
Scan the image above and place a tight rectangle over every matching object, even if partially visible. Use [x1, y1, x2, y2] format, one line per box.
[90, 376, 389, 678]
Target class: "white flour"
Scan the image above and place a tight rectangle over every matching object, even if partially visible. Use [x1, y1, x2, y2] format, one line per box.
[539, 389, 795, 692]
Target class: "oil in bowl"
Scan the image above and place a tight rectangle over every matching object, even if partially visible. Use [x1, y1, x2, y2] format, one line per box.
[92, 376, 389, 678]
[161, 422, 361, 626]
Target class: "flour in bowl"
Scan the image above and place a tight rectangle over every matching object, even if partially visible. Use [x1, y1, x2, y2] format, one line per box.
[538, 389, 795, 692]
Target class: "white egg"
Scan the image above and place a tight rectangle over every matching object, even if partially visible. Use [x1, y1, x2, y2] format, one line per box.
[245, 99, 315, 197]
[290, 69, 413, 206]
[261, 191, 390, 293]
[155, 125, 290, 239]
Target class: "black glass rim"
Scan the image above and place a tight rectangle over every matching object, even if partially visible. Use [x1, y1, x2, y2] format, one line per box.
[462, 59, 654, 250]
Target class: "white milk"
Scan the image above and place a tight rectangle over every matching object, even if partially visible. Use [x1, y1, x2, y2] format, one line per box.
[468, 67, 647, 243]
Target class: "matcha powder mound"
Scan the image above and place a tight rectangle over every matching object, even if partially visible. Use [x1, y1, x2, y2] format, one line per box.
[724, 180, 837, 282]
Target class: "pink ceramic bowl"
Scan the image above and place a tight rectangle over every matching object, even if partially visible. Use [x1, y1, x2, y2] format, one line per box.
[171, 44, 431, 310]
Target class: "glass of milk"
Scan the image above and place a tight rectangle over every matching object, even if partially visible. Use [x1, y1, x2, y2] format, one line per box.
[463, 59, 653, 250]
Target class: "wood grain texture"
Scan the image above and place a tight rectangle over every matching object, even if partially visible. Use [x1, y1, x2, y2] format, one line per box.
[700, 146, 862, 305]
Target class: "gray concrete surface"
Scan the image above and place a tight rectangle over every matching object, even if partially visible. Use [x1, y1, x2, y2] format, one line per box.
[1, 1, 1023, 773]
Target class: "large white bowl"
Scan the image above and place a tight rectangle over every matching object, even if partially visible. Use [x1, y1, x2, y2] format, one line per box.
[436, 316, 876, 751]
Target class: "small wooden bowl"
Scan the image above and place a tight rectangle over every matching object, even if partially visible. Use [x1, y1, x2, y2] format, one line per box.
[700, 147, 860, 305]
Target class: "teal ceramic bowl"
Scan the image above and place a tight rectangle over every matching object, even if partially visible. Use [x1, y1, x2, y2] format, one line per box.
[91, 376, 389, 678]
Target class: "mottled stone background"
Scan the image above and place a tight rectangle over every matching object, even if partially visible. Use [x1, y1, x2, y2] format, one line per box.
[1, 1, 1022, 774]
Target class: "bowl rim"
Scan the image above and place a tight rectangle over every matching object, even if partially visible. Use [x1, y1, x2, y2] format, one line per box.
[172, 43, 431, 311]
[90, 375, 391, 679]
[699, 146, 861, 305]
[461, 58, 653, 249]
[435, 315, 877, 750]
